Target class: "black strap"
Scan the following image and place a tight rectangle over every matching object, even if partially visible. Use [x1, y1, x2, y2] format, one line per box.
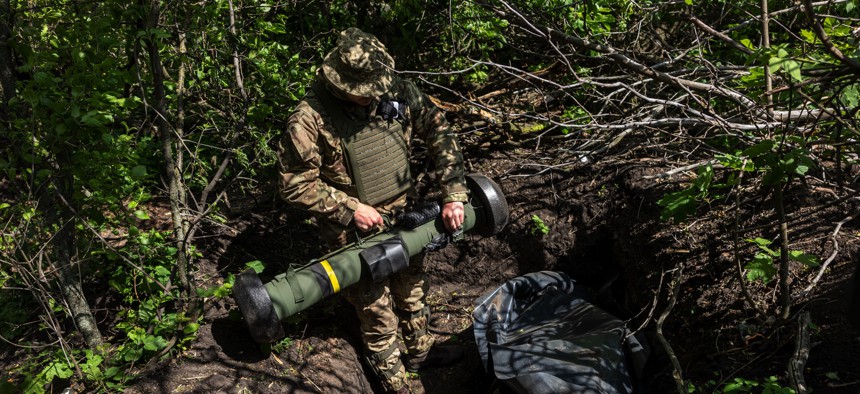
[366, 344, 404, 380]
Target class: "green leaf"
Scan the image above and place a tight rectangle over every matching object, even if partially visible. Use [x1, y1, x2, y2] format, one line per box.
[154, 265, 170, 277]
[184, 322, 200, 334]
[81, 110, 105, 127]
[104, 366, 121, 379]
[745, 253, 777, 282]
[196, 287, 216, 298]
[134, 210, 150, 220]
[123, 347, 143, 362]
[245, 260, 265, 273]
[33, 71, 52, 85]
[789, 251, 820, 267]
[142, 335, 168, 351]
[42, 359, 74, 381]
[743, 140, 775, 158]
[213, 283, 233, 298]
[0, 203, 9, 210]
[749, 237, 772, 247]
[784, 60, 802, 82]
[130, 165, 147, 179]
[769, 56, 783, 72]
[723, 382, 743, 392]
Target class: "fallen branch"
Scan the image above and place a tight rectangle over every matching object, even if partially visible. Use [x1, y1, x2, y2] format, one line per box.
[788, 311, 811, 394]
[801, 215, 854, 295]
[801, 0, 860, 75]
[489, 0, 830, 123]
[642, 160, 711, 180]
[627, 265, 667, 338]
[689, 15, 753, 55]
[655, 265, 686, 394]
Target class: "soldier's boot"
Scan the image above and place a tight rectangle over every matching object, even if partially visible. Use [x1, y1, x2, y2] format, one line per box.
[366, 344, 410, 394]
[398, 306, 464, 372]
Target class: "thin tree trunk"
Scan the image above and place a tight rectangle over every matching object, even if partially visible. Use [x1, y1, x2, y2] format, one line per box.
[146, 0, 190, 304]
[54, 221, 105, 350]
[145, 3, 204, 352]
[43, 163, 105, 350]
[774, 183, 791, 319]
[0, 0, 16, 117]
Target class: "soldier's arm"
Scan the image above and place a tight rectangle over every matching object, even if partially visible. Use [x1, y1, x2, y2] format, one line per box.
[403, 81, 469, 203]
[277, 106, 360, 226]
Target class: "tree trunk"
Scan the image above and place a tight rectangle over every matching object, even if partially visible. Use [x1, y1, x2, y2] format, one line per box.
[774, 183, 791, 319]
[42, 165, 105, 350]
[0, 0, 16, 117]
[54, 221, 105, 350]
[146, 0, 193, 312]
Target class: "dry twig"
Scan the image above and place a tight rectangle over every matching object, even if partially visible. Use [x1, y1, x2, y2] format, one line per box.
[801, 215, 854, 295]
[655, 266, 686, 394]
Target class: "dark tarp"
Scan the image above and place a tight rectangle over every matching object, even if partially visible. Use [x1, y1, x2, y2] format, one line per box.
[472, 271, 649, 394]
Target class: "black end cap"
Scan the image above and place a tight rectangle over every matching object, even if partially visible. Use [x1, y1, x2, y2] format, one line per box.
[233, 269, 285, 343]
[466, 174, 509, 235]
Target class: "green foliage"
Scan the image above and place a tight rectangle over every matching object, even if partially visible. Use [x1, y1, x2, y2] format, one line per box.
[657, 164, 717, 222]
[688, 375, 795, 394]
[658, 134, 816, 222]
[721, 376, 796, 394]
[530, 214, 550, 236]
[271, 336, 295, 354]
[743, 238, 820, 283]
[196, 261, 263, 299]
[101, 228, 200, 369]
[8, 348, 128, 394]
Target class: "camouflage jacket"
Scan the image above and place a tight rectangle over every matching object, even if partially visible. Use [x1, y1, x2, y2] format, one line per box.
[277, 74, 468, 226]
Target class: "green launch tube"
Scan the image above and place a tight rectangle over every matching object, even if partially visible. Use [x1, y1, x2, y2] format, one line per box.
[233, 174, 509, 343]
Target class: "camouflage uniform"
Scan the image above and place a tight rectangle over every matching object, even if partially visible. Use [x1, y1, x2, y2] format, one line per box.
[277, 28, 468, 392]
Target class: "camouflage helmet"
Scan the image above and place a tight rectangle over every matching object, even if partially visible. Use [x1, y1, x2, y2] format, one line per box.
[321, 28, 395, 98]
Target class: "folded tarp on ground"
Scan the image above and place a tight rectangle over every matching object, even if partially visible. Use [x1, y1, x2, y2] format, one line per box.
[472, 271, 649, 394]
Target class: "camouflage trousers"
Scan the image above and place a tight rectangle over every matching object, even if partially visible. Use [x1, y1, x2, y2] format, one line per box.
[319, 197, 434, 391]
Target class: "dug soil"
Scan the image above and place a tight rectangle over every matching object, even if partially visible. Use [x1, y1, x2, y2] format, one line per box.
[125, 127, 860, 394]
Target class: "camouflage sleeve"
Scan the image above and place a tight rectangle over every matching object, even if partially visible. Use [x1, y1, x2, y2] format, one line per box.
[402, 80, 469, 202]
[277, 104, 360, 226]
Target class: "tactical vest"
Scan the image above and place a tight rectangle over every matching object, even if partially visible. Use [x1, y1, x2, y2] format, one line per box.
[311, 81, 413, 206]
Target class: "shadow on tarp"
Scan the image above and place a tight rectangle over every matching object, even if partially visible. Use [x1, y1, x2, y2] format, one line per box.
[472, 271, 650, 394]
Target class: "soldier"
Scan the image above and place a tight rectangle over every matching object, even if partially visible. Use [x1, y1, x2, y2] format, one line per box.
[277, 28, 469, 393]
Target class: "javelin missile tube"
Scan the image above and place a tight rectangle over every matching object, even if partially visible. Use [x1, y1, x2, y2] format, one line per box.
[233, 174, 509, 343]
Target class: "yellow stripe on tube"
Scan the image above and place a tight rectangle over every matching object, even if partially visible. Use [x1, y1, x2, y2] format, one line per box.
[319, 260, 341, 293]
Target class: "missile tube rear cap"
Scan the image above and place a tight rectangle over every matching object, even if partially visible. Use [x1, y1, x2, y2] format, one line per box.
[233, 269, 284, 343]
[466, 174, 509, 235]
